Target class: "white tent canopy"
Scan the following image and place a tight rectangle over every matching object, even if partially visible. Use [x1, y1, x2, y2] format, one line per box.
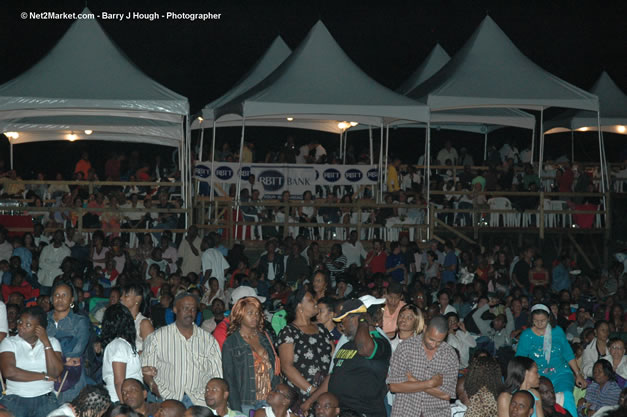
[214, 21, 429, 125]
[397, 44, 451, 95]
[0, 8, 188, 119]
[545, 71, 627, 135]
[406, 16, 599, 112]
[0, 7, 191, 205]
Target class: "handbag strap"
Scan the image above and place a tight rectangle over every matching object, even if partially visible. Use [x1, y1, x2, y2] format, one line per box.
[264, 331, 281, 376]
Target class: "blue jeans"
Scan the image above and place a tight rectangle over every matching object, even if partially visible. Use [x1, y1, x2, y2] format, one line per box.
[0, 392, 59, 417]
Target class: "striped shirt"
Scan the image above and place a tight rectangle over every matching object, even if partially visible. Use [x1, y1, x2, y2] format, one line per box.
[583, 380, 621, 412]
[142, 323, 222, 406]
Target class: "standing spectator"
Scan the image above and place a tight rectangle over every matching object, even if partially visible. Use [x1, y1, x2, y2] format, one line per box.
[325, 299, 392, 417]
[278, 288, 333, 401]
[47, 280, 90, 403]
[38, 230, 71, 292]
[382, 282, 406, 338]
[178, 225, 202, 276]
[142, 293, 222, 407]
[387, 315, 458, 417]
[325, 244, 347, 283]
[222, 297, 280, 414]
[364, 239, 387, 275]
[387, 158, 401, 193]
[101, 304, 143, 403]
[341, 231, 367, 268]
[441, 240, 458, 288]
[201, 236, 230, 290]
[74, 152, 92, 180]
[437, 141, 458, 165]
[120, 282, 154, 354]
[0, 306, 64, 417]
[516, 304, 586, 417]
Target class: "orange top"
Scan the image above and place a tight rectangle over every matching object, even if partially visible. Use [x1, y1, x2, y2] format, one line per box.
[75, 159, 92, 178]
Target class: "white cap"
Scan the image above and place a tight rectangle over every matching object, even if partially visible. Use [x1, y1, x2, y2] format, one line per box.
[230, 286, 266, 305]
[359, 295, 386, 309]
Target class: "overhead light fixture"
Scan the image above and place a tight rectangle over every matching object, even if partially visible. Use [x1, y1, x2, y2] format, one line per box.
[287, 117, 294, 121]
[338, 121, 349, 130]
[577, 127, 589, 132]
[197, 116, 203, 122]
[67, 133, 78, 141]
[84, 130, 93, 135]
[4, 132, 19, 139]
[349, 121, 358, 127]
[617, 125, 626, 133]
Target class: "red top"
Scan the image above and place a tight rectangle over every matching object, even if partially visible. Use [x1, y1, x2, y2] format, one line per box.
[2, 281, 39, 303]
[367, 251, 387, 274]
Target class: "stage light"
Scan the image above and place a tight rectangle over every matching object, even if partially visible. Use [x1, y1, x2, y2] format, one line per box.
[617, 125, 626, 133]
[84, 130, 93, 135]
[350, 122, 358, 126]
[4, 132, 19, 139]
[67, 133, 78, 141]
[338, 122, 349, 130]
[577, 127, 589, 132]
[287, 117, 294, 121]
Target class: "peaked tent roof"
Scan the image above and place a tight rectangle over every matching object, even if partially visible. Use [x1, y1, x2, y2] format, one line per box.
[214, 21, 429, 125]
[407, 16, 598, 112]
[195, 36, 291, 126]
[397, 44, 451, 95]
[0, 7, 188, 120]
[545, 71, 627, 135]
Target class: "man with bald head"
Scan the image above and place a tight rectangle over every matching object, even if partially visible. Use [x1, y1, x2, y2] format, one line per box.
[155, 399, 186, 417]
[143, 293, 222, 408]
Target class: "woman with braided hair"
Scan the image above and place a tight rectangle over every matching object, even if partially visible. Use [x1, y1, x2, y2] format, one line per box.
[46, 385, 112, 417]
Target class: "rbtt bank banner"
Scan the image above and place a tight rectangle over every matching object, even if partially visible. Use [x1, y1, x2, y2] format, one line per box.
[194, 162, 378, 199]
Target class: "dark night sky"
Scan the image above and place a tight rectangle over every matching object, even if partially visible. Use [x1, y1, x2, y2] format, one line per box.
[1, 0, 626, 175]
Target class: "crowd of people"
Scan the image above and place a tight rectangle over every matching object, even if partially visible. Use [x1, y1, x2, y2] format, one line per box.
[0, 213, 623, 417]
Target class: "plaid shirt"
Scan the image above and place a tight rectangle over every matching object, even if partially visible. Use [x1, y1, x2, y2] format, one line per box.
[387, 334, 458, 417]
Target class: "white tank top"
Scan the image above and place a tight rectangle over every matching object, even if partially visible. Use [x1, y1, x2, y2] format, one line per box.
[134, 312, 148, 352]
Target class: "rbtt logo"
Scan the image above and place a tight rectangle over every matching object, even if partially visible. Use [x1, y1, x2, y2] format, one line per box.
[194, 165, 211, 179]
[345, 169, 363, 182]
[240, 166, 251, 180]
[258, 170, 285, 191]
[367, 168, 378, 182]
[323, 168, 341, 182]
[215, 166, 233, 181]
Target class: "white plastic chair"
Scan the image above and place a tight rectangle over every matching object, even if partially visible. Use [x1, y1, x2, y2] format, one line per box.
[543, 199, 555, 228]
[550, 200, 570, 228]
[487, 197, 513, 227]
[242, 212, 263, 240]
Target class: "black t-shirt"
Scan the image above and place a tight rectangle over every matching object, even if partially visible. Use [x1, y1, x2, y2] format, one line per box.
[328, 331, 391, 417]
[513, 259, 531, 288]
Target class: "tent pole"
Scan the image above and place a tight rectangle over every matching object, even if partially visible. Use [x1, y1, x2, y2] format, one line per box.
[384, 125, 390, 193]
[210, 121, 217, 203]
[530, 124, 535, 166]
[342, 131, 347, 164]
[9, 142, 13, 170]
[378, 123, 384, 202]
[234, 119, 246, 239]
[368, 126, 374, 165]
[198, 121, 205, 159]
[596, 111, 606, 192]
[538, 109, 544, 180]
[186, 116, 192, 228]
[571, 131, 575, 163]
[426, 121, 431, 239]
[423, 127, 428, 188]
[483, 131, 488, 162]
[339, 132, 343, 159]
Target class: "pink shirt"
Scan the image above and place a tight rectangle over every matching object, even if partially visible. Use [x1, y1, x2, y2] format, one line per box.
[383, 301, 406, 335]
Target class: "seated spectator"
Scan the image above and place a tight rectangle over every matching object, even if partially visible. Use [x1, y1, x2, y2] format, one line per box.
[253, 384, 298, 417]
[446, 312, 476, 369]
[608, 338, 627, 388]
[119, 378, 159, 417]
[313, 392, 340, 417]
[538, 376, 571, 417]
[463, 355, 502, 417]
[204, 377, 247, 417]
[579, 359, 621, 416]
[45, 385, 111, 417]
[2, 268, 39, 303]
[566, 309, 595, 342]
[155, 400, 186, 417]
[497, 357, 543, 417]
[583, 321, 611, 378]
[509, 390, 536, 417]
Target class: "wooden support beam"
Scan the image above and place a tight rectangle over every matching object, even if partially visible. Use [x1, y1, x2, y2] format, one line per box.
[567, 233, 594, 270]
[434, 218, 477, 245]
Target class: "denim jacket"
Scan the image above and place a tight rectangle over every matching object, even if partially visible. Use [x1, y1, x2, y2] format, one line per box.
[46, 310, 90, 359]
[222, 331, 280, 411]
